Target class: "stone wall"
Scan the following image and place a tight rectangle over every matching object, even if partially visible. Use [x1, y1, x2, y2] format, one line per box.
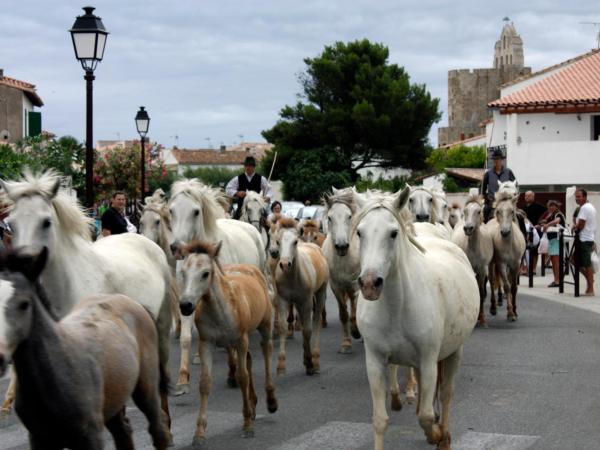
[438, 65, 531, 146]
[0, 84, 24, 143]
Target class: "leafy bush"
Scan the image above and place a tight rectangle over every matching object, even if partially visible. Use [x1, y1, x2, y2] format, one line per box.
[183, 166, 239, 188]
[355, 175, 407, 193]
[426, 144, 486, 171]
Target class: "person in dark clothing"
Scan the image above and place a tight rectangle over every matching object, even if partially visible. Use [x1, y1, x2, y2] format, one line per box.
[523, 190, 547, 272]
[481, 148, 516, 222]
[225, 156, 273, 219]
[101, 191, 128, 236]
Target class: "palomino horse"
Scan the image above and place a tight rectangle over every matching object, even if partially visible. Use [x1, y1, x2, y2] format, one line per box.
[353, 187, 478, 450]
[0, 248, 171, 449]
[140, 189, 199, 395]
[452, 195, 494, 327]
[269, 218, 329, 375]
[240, 191, 270, 248]
[178, 241, 278, 446]
[321, 187, 362, 354]
[487, 192, 526, 321]
[0, 171, 175, 424]
[448, 203, 463, 229]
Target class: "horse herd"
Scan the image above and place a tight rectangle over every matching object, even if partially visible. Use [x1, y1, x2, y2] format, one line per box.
[0, 171, 526, 450]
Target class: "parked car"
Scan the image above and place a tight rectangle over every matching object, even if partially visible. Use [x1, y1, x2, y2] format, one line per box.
[280, 201, 304, 219]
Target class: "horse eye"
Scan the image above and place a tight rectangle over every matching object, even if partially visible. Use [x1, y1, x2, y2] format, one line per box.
[391, 230, 398, 239]
[155, 219, 160, 226]
[201, 272, 210, 280]
[409, 198, 413, 203]
[328, 217, 332, 222]
[428, 198, 433, 203]
[193, 210, 200, 217]
[357, 230, 362, 238]
[293, 240, 298, 246]
[18, 301, 30, 311]
[42, 218, 51, 229]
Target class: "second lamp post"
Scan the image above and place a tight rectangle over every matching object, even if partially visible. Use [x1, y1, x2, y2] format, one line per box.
[135, 106, 150, 199]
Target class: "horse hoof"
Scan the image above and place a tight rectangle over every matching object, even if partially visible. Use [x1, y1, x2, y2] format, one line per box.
[322, 320, 328, 328]
[437, 432, 451, 450]
[0, 408, 11, 423]
[242, 429, 255, 438]
[507, 315, 517, 322]
[490, 308, 497, 316]
[267, 398, 278, 413]
[426, 424, 443, 445]
[227, 377, 238, 388]
[351, 328, 362, 340]
[498, 299, 503, 306]
[406, 394, 415, 405]
[173, 384, 189, 396]
[306, 367, 316, 376]
[192, 355, 201, 365]
[192, 436, 207, 449]
[391, 395, 402, 411]
[277, 367, 286, 375]
[338, 346, 352, 354]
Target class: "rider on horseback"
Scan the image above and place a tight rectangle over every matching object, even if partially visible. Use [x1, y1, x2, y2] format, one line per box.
[225, 156, 273, 219]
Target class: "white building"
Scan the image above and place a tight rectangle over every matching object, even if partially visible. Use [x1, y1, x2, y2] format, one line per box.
[486, 49, 600, 191]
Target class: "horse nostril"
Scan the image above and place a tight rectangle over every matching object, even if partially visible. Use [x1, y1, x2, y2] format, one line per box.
[286, 261, 292, 268]
[374, 277, 383, 288]
[357, 277, 364, 287]
[179, 302, 194, 316]
[170, 243, 178, 253]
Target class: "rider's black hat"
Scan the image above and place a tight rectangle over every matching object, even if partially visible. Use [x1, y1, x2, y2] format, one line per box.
[244, 156, 256, 166]
[490, 148, 506, 160]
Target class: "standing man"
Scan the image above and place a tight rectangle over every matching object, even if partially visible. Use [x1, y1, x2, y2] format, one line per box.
[573, 188, 597, 296]
[481, 148, 516, 222]
[523, 191, 547, 272]
[226, 155, 273, 219]
[101, 191, 129, 237]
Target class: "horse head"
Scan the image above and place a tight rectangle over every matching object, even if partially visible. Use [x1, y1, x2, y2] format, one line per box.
[274, 218, 300, 273]
[324, 188, 357, 256]
[178, 240, 222, 316]
[0, 247, 49, 376]
[493, 192, 518, 237]
[408, 187, 435, 223]
[355, 187, 414, 301]
[462, 195, 484, 236]
[448, 203, 463, 229]
[241, 191, 265, 232]
[498, 180, 519, 196]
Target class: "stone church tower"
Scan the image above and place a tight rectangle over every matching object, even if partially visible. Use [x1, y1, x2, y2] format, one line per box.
[437, 20, 531, 147]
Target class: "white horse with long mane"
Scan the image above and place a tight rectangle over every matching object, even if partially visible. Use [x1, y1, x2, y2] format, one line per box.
[0, 171, 176, 423]
[239, 191, 269, 248]
[353, 187, 478, 450]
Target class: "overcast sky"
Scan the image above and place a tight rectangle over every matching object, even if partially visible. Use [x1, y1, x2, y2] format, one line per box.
[2, 1, 598, 149]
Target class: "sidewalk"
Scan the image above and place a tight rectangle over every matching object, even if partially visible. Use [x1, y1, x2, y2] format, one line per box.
[519, 268, 600, 315]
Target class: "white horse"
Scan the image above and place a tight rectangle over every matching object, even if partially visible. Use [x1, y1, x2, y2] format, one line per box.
[448, 203, 463, 229]
[498, 180, 519, 196]
[0, 171, 176, 424]
[452, 195, 494, 327]
[240, 191, 269, 248]
[407, 186, 450, 239]
[432, 190, 452, 232]
[487, 192, 526, 321]
[353, 187, 478, 450]
[140, 189, 200, 395]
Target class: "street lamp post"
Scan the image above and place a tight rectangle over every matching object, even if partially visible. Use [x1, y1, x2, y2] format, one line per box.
[135, 106, 150, 199]
[69, 6, 108, 208]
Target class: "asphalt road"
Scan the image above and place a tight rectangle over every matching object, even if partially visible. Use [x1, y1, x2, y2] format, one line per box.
[1, 290, 600, 450]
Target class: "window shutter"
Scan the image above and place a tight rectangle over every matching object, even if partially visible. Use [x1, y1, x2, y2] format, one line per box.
[28, 111, 42, 137]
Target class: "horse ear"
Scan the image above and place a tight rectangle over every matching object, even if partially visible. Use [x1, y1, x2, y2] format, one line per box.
[323, 193, 333, 208]
[331, 187, 340, 195]
[49, 178, 60, 199]
[353, 191, 367, 209]
[0, 179, 14, 200]
[394, 186, 411, 211]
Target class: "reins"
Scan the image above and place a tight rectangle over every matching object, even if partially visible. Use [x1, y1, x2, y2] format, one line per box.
[351, 201, 426, 254]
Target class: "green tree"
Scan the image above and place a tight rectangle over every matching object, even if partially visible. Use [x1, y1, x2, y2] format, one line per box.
[426, 144, 486, 171]
[0, 144, 35, 180]
[261, 39, 441, 195]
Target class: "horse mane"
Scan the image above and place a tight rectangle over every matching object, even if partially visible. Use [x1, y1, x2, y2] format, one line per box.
[170, 178, 226, 237]
[277, 217, 298, 229]
[303, 219, 319, 230]
[185, 240, 218, 256]
[451, 202, 462, 209]
[2, 170, 93, 241]
[323, 187, 357, 214]
[493, 191, 516, 208]
[465, 194, 484, 206]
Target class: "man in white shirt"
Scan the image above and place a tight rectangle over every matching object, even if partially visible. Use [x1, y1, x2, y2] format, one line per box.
[573, 188, 597, 296]
[225, 156, 273, 219]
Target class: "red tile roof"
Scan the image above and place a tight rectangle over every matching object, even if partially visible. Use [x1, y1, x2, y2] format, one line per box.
[172, 149, 260, 165]
[445, 168, 485, 182]
[489, 50, 600, 109]
[0, 75, 43, 107]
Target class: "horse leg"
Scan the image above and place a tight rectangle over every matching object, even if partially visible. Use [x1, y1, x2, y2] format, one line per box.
[276, 297, 288, 374]
[287, 303, 296, 337]
[321, 304, 328, 328]
[132, 378, 172, 450]
[365, 348, 389, 450]
[192, 341, 213, 447]
[406, 367, 418, 404]
[476, 272, 488, 327]
[0, 367, 16, 418]
[333, 286, 352, 354]
[246, 351, 258, 419]
[155, 297, 173, 430]
[175, 313, 194, 395]
[437, 348, 463, 450]
[511, 268, 519, 318]
[310, 285, 327, 374]
[499, 265, 514, 321]
[227, 348, 238, 388]
[235, 337, 254, 438]
[258, 320, 278, 414]
[389, 365, 402, 411]
[349, 290, 361, 339]
[297, 300, 315, 375]
[489, 263, 497, 316]
[106, 408, 135, 450]
[417, 359, 443, 446]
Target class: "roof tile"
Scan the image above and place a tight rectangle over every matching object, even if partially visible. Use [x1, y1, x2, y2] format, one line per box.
[0, 75, 43, 107]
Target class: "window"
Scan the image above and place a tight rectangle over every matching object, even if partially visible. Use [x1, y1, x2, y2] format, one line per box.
[593, 115, 600, 141]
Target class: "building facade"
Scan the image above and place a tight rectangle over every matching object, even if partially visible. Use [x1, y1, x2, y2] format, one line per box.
[438, 21, 531, 147]
[0, 69, 43, 143]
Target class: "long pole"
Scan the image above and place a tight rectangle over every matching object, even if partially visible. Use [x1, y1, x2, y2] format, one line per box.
[85, 70, 95, 208]
[140, 136, 146, 199]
